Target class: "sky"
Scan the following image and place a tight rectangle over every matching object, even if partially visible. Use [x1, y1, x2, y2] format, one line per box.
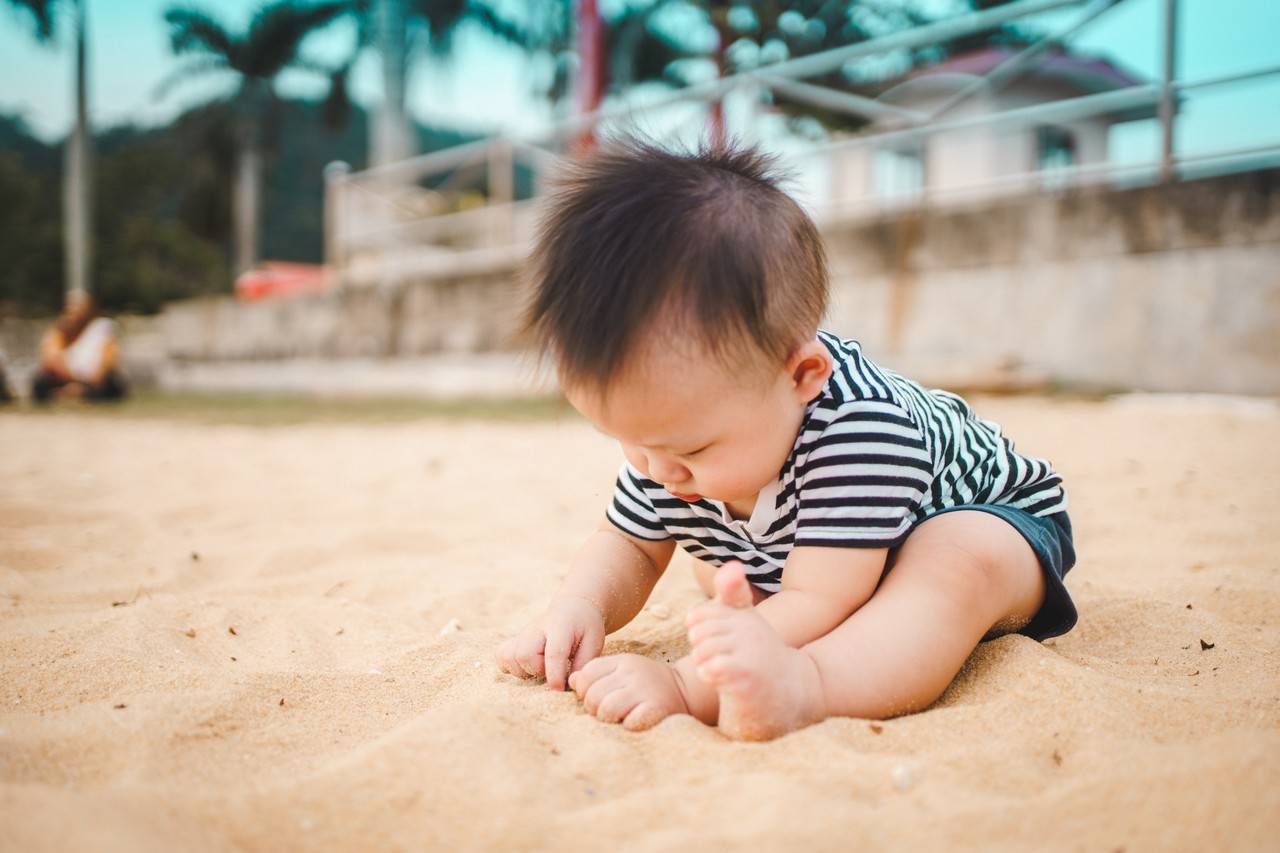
[0, 0, 1277, 164]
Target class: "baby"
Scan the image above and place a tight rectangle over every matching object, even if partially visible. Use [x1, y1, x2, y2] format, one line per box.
[495, 139, 1077, 741]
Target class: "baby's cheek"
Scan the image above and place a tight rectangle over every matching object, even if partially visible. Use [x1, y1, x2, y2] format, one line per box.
[621, 446, 648, 476]
[709, 467, 762, 502]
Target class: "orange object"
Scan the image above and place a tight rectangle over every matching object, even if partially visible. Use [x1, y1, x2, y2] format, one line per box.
[235, 262, 332, 302]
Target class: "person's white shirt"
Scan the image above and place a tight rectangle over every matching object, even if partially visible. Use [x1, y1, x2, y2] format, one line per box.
[64, 317, 115, 383]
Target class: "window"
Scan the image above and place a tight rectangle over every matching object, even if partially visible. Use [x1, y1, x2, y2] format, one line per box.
[873, 144, 925, 198]
[1037, 126, 1077, 186]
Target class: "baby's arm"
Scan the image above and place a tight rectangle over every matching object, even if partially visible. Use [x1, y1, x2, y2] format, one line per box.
[751, 546, 888, 645]
[557, 522, 676, 634]
[672, 547, 886, 724]
[496, 521, 674, 691]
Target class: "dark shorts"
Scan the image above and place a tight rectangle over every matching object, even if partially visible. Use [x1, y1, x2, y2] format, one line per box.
[30, 369, 128, 403]
[885, 505, 1078, 642]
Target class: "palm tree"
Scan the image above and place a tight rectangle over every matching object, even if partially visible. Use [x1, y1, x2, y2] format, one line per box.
[158, 1, 347, 274]
[8, 0, 92, 298]
[331, 0, 531, 167]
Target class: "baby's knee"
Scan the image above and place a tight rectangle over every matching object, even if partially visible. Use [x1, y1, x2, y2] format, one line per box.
[905, 511, 1045, 625]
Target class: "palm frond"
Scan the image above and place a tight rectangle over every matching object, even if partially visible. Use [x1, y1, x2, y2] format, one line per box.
[9, 0, 55, 41]
[410, 0, 467, 59]
[152, 57, 234, 102]
[241, 0, 348, 79]
[320, 61, 352, 131]
[163, 7, 237, 62]
[463, 1, 531, 50]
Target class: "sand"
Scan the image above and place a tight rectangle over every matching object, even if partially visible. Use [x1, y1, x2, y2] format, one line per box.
[1, 396, 1278, 851]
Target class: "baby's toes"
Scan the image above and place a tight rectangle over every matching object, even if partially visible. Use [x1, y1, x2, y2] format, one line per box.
[696, 650, 751, 688]
[686, 619, 730, 646]
[690, 635, 734, 666]
[685, 600, 733, 627]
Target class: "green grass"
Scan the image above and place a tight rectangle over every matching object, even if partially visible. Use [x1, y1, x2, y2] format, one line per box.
[1, 389, 577, 426]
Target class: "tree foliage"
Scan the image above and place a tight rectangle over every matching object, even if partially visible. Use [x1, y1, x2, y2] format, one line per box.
[0, 101, 478, 316]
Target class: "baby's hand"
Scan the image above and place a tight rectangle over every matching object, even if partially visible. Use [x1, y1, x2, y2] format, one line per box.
[568, 653, 688, 731]
[495, 595, 606, 691]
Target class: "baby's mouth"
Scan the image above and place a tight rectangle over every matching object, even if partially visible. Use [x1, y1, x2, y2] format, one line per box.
[670, 490, 702, 502]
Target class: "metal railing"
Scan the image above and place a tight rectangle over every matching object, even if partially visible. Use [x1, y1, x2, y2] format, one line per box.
[325, 0, 1280, 282]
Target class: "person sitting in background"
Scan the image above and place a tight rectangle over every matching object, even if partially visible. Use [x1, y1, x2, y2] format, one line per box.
[0, 350, 14, 404]
[31, 289, 128, 403]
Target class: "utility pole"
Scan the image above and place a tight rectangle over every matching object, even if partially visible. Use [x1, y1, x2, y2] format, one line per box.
[574, 0, 604, 154]
[373, 0, 413, 167]
[707, 3, 730, 148]
[1158, 0, 1178, 183]
[63, 0, 92, 297]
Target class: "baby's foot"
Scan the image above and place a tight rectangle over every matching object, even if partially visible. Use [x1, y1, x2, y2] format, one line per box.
[685, 562, 827, 741]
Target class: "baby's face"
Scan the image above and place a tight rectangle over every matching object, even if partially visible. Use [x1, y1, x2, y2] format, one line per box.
[566, 342, 821, 507]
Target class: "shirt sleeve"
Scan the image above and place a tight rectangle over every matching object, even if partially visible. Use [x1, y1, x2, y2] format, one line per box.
[605, 462, 671, 541]
[794, 398, 933, 548]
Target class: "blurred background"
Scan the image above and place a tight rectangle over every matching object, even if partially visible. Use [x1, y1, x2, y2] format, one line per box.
[0, 0, 1276, 405]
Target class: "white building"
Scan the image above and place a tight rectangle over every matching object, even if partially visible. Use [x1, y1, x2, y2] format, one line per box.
[832, 46, 1154, 206]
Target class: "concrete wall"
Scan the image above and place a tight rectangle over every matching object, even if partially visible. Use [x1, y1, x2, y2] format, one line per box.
[3, 168, 1276, 397]
[159, 269, 526, 361]
[821, 168, 1280, 394]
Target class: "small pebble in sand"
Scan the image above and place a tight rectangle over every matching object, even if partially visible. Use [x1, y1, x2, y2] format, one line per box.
[891, 765, 914, 792]
[439, 618, 463, 637]
[1200, 639, 1215, 651]
[648, 604, 670, 619]
[184, 628, 197, 638]
[473, 661, 482, 669]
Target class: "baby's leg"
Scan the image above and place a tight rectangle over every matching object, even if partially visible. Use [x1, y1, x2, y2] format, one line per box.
[801, 510, 1046, 718]
[689, 510, 1047, 740]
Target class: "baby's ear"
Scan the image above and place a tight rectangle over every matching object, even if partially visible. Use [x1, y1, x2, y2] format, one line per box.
[789, 340, 832, 398]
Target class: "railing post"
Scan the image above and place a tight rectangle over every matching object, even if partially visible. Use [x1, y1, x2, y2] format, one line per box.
[324, 160, 351, 280]
[487, 138, 515, 247]
[1159, 0, 1179, 183]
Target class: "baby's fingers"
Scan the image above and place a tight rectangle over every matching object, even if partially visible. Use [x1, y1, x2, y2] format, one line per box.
[494, 638, 516, 674]
[543, 628, 575, 692]
[513, 630, 547, 678]
[594, 686, 642, 724]
[569, 655, 618, 699]
[568, 621, 604, 678]
[622, 701, 669, 732]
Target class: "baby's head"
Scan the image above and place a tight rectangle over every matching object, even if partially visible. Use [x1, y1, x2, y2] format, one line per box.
[525, 138, 835, 506]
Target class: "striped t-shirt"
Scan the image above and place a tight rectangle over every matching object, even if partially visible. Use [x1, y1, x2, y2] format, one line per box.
[606, 331, 1068, 593]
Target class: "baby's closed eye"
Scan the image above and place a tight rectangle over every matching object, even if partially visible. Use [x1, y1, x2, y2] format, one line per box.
[679, 444, 712, 458]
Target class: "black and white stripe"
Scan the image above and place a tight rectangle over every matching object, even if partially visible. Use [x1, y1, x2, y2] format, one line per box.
[605, 331, 1068, 593]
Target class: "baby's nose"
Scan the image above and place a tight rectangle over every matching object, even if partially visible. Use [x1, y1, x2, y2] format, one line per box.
[648, 454, 689, 484]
